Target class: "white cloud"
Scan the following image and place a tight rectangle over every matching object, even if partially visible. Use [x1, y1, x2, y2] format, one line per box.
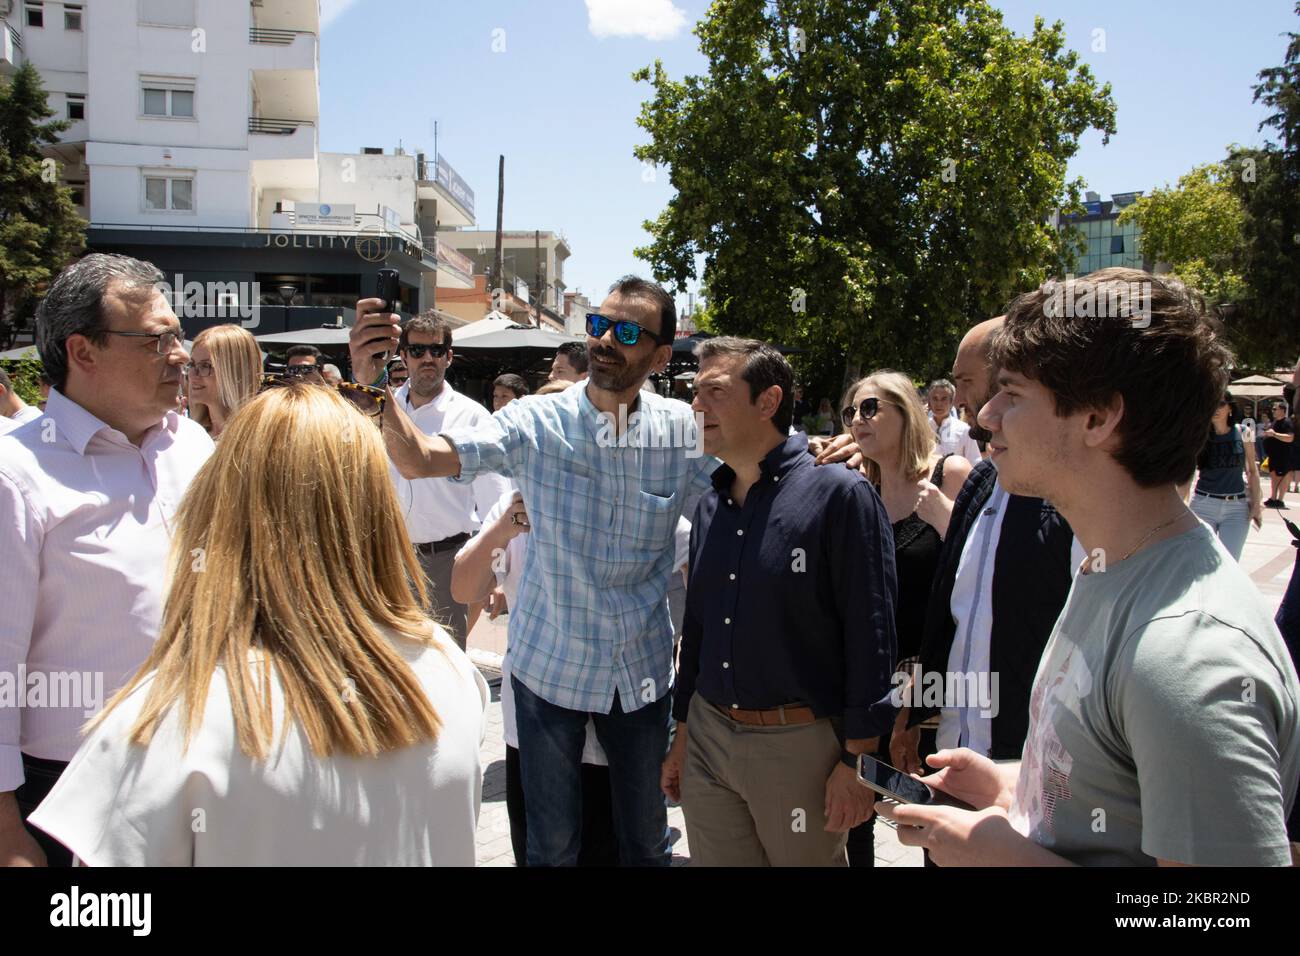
[320, 0, 363, 30]
[585, 0, 688, 42]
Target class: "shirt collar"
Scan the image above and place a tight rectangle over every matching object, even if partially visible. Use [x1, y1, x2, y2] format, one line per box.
[45, 388, 177, 455]
[710, 431, 810, 491]
[400, 380, 456, 413]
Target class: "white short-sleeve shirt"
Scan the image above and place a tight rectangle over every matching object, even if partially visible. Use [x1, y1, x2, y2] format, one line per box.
[29, 625, 488, 866]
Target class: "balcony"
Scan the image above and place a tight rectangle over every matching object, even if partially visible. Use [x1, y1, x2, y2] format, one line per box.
[416, 155, 476, 228]
[248, 28, 316, 72]
[249, 119, 315, 160]
[1, 21, 22, 75]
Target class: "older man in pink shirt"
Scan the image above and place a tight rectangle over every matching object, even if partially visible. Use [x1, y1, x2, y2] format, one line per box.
[0, 254, 214, 867]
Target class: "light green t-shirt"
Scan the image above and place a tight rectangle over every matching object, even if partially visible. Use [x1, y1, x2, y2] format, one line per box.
[1008, 523, 1299, 866]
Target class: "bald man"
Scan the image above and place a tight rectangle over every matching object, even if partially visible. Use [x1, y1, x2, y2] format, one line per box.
[890, 316, 1085, 787]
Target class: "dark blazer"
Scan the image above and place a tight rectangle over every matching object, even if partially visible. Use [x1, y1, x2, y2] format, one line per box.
[909, 459, 1076, 759]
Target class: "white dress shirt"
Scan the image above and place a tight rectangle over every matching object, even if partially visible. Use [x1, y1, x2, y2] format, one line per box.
[930, 412, 982, 465]
[29, 624, 488, 865]
[938, 480, 1085, 756]
[0, 404, 42, 436]
[391, 382, 512, 544]
[0, 389, 214, 789]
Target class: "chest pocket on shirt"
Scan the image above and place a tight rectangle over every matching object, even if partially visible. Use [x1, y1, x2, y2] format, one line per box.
[625, 489, 678, 553]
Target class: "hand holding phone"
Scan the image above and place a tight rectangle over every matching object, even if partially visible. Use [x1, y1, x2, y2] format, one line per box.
[857, 753, 975, 811]
[372, 268, 401, 364]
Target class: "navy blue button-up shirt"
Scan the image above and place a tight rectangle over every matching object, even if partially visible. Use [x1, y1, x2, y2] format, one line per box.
[674, 433, 899, 739]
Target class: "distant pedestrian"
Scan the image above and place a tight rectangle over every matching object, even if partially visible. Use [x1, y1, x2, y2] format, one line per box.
[1189, 392, 1262, 559]
[1264, 402, 1294, 509]
[549, 341, 588, 384]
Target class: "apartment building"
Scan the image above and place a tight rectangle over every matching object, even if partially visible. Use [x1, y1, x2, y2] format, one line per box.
[2, 0, 475, 333]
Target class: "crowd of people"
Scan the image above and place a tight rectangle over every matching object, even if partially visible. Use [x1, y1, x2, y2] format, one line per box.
[0, 252, 1297, 868]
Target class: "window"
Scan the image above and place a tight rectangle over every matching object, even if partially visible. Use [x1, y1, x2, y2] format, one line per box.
[64, 4, 81, 29]
[1110, 235, 1125, 255]
[66, 94, 84, 121]
[141, 79, 196, 119]
[143, 173, 194, 212]
[139, 0, 194, 27]
[25, 3, 43, 28]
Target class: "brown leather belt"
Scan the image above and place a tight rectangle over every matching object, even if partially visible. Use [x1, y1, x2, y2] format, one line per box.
[714, 701, 817, 727]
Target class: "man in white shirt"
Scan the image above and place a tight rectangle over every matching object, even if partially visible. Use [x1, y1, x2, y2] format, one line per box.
[0, 369, 42, 436]
[927, 379, 982, 464]
[0, 253, 214, 867]
[383, 312, 511, 649]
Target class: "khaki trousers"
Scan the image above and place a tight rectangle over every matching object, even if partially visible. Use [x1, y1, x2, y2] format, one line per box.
[680, 693, 848, 867]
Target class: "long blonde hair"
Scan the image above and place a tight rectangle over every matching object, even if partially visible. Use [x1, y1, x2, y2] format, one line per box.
[188, 324, 262, 432]
[842, 370, 936, 486]
[93, 383, 443, 759]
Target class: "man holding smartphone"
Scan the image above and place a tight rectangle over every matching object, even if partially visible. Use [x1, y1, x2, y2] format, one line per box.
[350, 276, 714, 866]
[878, 269, 1300, 866]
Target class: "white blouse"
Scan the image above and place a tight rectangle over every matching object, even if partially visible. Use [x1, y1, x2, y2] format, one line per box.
[29, 624, 488, 866]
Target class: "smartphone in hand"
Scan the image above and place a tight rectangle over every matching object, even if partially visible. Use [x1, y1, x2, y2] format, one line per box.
[373, 268, 400, 363]
[858, 753, 975, 810]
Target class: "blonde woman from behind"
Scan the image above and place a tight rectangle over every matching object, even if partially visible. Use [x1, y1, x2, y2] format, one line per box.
[29, 382, 489, 865]
[186, 323, 262, 438]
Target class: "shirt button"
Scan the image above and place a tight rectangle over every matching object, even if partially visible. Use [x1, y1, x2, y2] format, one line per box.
[731, 703, 739, 709]
[736, 529, 744, 536]
[774, 476, 780, 482]
[724, 617, 731, 624]
[722, 662, 730, 669]
[728, 573, 736, 580]
[727, 498, 733, 505]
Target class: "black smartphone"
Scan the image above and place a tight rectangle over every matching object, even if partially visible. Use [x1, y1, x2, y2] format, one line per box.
[858, 753, 975, 810]
[373, 268, 400, 363]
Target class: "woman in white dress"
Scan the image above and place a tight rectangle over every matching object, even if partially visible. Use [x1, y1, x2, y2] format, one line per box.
[29, 381, 488, 865]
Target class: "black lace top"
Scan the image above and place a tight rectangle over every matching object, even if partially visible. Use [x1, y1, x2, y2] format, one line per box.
[878, 455, 951, 663]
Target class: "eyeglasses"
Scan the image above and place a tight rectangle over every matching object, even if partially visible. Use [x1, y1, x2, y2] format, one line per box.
[841, 397, 898, 426]
[259, 374, 386, 429]
[104, 329, 183, 355]
[185, 360, 215, 378]
[402, 343, 448, 359]
[284, 363, 321, 377]
[586, 313, 660, 347]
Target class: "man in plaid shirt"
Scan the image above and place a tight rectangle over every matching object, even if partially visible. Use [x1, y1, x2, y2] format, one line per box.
[352, 276, 713, 866]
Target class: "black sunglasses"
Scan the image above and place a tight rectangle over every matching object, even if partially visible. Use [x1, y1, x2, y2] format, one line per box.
[402, 343, 449, 359]
[586, 313, 661, 347]
[841, 396, 898, 426]
[259, 374, 387, 428]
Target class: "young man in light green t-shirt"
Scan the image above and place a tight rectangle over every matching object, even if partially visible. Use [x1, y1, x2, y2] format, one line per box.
[879, 268, 1300, 866]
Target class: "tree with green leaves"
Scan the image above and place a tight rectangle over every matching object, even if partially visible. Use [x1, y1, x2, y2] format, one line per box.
[0, 62, 86, 349]
[1116, 162, 1247, 306]
[633, 0, 1115, 392]
[1225, 4, 1299, 370]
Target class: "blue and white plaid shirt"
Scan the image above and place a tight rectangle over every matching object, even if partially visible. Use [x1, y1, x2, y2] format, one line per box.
[444, 384, 716, 713]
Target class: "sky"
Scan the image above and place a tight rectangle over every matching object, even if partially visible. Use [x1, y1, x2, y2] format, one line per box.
[318, 0, 1298, 307]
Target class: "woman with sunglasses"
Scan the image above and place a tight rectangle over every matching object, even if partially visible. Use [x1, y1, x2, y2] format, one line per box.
[185, 324, 262, 439]
[27, 383, 488, 865]
[838, 370, 971, 867]
[1189, 392, 1262, 560]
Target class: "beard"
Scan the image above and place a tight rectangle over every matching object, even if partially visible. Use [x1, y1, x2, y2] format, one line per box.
[962, 400, 993, 444]
[409, 365, 445, 397]
[588, 345, 654, 393]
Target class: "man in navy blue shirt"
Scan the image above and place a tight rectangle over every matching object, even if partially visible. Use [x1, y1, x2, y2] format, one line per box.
[660, 338, 898, 866]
